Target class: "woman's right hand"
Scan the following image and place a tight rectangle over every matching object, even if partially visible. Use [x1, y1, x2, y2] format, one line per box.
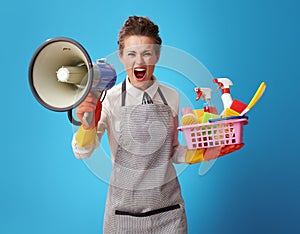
[76, 93, 102, 130]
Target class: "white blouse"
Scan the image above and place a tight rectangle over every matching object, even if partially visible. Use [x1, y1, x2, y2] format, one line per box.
[72, 77, 187, 163]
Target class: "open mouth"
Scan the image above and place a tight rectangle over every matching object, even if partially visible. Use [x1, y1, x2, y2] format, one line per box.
[134, 67, 147, 80]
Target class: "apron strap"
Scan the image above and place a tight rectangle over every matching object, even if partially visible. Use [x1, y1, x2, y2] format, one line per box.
[121, 79, 126, 107]
[121, 79, 168, 106]
[157, 87, 168, 105]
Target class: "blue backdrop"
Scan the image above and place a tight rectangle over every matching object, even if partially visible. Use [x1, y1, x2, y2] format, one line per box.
[1, 0, 299, 233]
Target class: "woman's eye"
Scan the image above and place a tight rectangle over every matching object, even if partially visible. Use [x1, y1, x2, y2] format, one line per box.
[144, 52, 152, 56]
[127, 53, 135, 56]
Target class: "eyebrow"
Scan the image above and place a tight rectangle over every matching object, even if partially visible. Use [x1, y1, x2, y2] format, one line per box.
[126, 49, 152, 53]
[126, 50, 136, 53]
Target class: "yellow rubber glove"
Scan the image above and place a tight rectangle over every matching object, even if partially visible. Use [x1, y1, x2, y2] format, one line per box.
[75, 92, 102, 148]
[75, 126, 97, 148]
[185, 149, 205, 164]
[203, 143, 245, 161]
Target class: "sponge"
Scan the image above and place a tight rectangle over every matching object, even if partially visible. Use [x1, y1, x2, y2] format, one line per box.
[202, 112, 220, 123]
[230, 99, 248, 114]
[222, 108, 240, 117]
[201, 112, 220, 136]
[192, 109, 204, 123]
[180, 114, 198, 125]
[181, 107, 198, 125]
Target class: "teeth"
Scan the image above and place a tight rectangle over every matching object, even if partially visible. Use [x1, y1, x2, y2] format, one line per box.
[134, 68, 146, 71]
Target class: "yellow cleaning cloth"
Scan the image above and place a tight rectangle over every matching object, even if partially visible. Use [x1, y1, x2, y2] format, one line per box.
[75, 126, 97, 148]
[192, 109, 204, 123]
[222, 108, 240, 117]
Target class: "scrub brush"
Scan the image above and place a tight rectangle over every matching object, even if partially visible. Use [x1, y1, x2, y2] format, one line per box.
[180, 107, 198, 126]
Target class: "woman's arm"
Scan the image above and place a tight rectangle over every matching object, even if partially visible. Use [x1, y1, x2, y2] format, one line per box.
[171, 114, 188, 164]
[72, 95, 108, 159]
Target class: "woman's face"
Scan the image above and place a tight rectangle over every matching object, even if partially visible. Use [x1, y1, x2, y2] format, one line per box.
[119, 35, 160, 90]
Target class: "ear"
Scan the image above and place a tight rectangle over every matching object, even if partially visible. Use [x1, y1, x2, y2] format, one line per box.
[155, 51, 160, 64]
[118, 50, 125, 65]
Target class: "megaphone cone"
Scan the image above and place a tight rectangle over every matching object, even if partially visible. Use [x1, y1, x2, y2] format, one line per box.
[28, 37, 116, 125]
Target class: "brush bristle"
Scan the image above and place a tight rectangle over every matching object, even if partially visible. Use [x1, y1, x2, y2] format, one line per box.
[180, 114, 198, 126]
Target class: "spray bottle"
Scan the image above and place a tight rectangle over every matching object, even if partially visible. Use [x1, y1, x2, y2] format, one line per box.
[194, 87, 217, 114]
[213, 78, 233, 111]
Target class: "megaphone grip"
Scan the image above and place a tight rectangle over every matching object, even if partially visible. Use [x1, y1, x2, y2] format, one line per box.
[81, 97, 102, 127]
[82, 111, 94, 127]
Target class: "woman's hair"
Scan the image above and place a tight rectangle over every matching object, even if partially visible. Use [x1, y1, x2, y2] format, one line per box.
[118, 16, 162, 55]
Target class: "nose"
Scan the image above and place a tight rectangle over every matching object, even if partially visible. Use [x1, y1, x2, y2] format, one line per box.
[135, 54, 145, 66]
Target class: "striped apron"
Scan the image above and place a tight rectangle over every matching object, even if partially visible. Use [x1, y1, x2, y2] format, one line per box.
[103, 80, 187, 233]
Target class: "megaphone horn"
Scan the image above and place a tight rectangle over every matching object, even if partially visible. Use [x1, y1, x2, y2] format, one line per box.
[28, 37, 116, 126]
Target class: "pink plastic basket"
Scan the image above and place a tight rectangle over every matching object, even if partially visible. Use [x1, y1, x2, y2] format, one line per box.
[178, 118, 248, 150]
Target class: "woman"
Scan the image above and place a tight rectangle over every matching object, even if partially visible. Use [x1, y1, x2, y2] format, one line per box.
[72, 16, 188, 233]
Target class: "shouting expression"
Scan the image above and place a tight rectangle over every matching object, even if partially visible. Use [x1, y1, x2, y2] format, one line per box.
[119, 35, 160, 90]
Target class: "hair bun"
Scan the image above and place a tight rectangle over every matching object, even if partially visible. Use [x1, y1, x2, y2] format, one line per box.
[118, 16, 162, 53]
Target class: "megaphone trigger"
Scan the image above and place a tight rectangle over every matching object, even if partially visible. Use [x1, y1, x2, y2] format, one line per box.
[82, 111, 94, 127]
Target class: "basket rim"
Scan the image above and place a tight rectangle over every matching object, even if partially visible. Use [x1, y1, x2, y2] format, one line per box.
[178, 118, 248, 130]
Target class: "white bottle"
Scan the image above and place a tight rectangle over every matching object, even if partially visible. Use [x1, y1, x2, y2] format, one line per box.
[213, 78, 233, 110]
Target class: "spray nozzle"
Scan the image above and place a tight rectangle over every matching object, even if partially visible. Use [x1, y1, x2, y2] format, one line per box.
[213, 78, 233, 91]
[194, 87, 212, 101]
[213, 79, 223, 91]
[194, 88, 202, 101]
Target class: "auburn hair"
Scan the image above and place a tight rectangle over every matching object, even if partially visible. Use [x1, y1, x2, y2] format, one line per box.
[118, 16, 162, 55]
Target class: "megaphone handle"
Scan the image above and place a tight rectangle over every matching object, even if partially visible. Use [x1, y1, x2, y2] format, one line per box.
[67, 109, 94, 127]
[67, 110, 81, 126]
[82, 111, 94, 126]
[82, 90, 105, 127]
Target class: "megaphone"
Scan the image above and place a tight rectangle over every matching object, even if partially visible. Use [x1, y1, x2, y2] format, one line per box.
[28, 37, 116, 126]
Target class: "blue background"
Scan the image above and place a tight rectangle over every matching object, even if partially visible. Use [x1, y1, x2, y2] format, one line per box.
[1, 0, 299, 233]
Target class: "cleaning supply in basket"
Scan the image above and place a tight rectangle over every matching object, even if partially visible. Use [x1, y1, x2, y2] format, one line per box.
[200, 112, 220, 136]
[230, 99, 248, 114]
[213, 78, 234, 112]
[194, 87, 218, 114]
[178, 78, 267, 163]
[222, 108, 240, 117]
[222, 99, 248, 117]
[213, 79, 267, 117]
[202, 112, 220, 123]
[239, 82, 267, 116]
[192, 109, 204, 123]
[180, 107, 198, 125]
